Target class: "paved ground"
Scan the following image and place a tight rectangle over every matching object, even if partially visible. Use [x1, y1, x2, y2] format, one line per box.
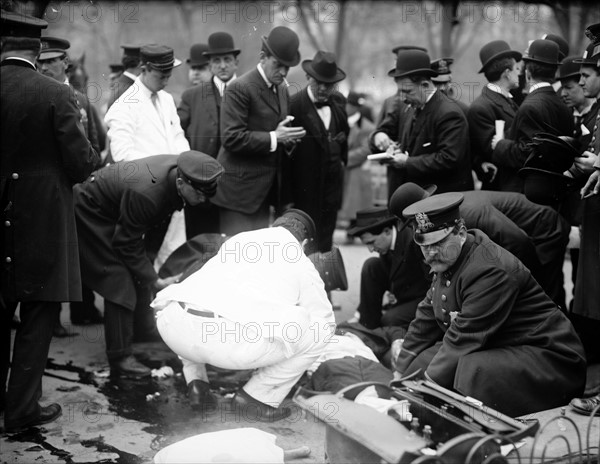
[1, 231, 597, 463]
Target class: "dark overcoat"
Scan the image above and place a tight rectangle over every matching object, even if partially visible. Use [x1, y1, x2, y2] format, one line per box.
[73, 155, 182, 310]
[288, 88, 349, 251]
[106, 72, 135, 111]
[468, 86, 519, 190]
[178, 81, 221, 157]
[492, 86, 574, 192]
[400, 91, 473, 193]
[1, 59, 98, 302]
[396, 230, 586, 417]
[211, 68, 290, 214]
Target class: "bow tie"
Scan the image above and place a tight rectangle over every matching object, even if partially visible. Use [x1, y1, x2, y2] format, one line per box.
[314, 101, 330, 109]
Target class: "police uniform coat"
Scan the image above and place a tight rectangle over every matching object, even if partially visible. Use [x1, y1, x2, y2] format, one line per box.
[1, 59, 98, 302]
[72, 86, 101, 156]
[400, 91, 473, 193]
[73, 155, 183, 310]
[211, 67, 290, 215]
[492, 86, 574, 192]
[396, 230, 586, 417]
[178, 80, 222, 157]
[468, 86, 519, 190]
[288, 88, 349, 251]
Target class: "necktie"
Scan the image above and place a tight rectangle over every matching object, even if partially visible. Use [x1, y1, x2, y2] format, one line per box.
[314, 101, 330, 109]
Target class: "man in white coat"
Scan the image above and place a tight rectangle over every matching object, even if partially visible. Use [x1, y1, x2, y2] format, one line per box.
[152, 209, 335, 421]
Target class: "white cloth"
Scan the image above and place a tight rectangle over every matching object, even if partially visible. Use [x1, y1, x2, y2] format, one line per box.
[153, 227, 335, 406]
[104, 76, 189, 162]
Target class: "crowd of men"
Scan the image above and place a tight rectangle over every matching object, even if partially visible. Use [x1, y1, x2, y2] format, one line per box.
[2, 5, 599, 433]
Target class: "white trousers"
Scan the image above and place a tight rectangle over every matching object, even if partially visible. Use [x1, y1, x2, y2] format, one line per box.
[156, 301, 330, 406]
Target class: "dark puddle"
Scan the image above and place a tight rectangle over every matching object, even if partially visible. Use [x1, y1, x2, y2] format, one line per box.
[7, 427, 74, 462]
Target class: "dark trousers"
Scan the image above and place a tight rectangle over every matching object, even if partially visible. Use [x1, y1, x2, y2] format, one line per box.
[69, 285, 97, 323]
[104, 300, 134, 361]
[1, 300, 60, 427]
[357, 256, 419, 330]
[219, 200, 270, 237]
[185, 201, 221, 238]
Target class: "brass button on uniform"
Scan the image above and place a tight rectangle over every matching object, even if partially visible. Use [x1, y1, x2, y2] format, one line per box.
[441, 308, 447, 313]
[446, 280, 451, 287]
[6, 257, 12, 263]
[441, 294, 447, 301]
[4, 221, 10, 227]
[11, 173, 19, 180]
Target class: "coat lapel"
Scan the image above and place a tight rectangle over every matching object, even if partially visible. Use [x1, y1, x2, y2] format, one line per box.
[301, 89, 327, 150]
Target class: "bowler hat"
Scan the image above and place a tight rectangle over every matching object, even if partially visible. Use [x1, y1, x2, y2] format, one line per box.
[203, 32, 240, 57]
[431, 58, 453, 83]
[574, 42, 600, 67]
[392, 45, 427, 55]
[39, 36, 70, 60]
[302, 50, 346, 84]
[478, 40, 522, 73]
[1, 9, 47, 38]
[177, 150, 224, 197]
[140, 44, 181, 71]
[557, 55, 582, 81]
[388, 49, 437, 79]
[347, 207, 397, 237]
[389, 183, 437, 219]
[542, 33, 569, 60]
[402, 192, 464, 246]
[261, 26, 300, 67]
[187, 43, 209, 66]
[308, 247, 348, 292]
[523, 39, 560, 65]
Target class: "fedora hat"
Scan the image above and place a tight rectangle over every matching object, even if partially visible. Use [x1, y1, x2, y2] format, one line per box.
[308, 247, 348, 292]
[261, 26, 300, 67]
[39, 36, 70, 60]
[478, 40, 522, 73]
[348, 207, 397, 237]
[388, 49, 437, 79]
[523, 39, 560, 65]
[389, 183, 437, 219]
[140, 44, 181, 70]
[187, 43, 209, 66]
[203, 32, 240, 57]
[542, 33, 569, 60]
[557, 55, 582, 81]
[302, 50, 346, 83]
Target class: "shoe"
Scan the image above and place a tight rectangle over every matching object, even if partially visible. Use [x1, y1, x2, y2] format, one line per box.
[187, 380, 218, 411]
[110, 355, 151, 378]
[53, 323, 70, 338]
[4, 403, 62, 433]
[231, 388, 291, 422]
[570, 393, 600, 416]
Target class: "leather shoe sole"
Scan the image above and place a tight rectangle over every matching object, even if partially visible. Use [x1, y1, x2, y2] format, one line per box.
[188, 380, 218, 411]
[231, 389, 291, 422]
[5, 403, 62, 433]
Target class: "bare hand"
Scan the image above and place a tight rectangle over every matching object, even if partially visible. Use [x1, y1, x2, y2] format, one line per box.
[581, 170, 600, 199]
[373, 132, 392, 151]
[154, 273, 182, 291]
[381, 145, 408, 167]
[481, 161, 498, 183]
[574, 150, 598, 174]
[275, 118, 306, 144]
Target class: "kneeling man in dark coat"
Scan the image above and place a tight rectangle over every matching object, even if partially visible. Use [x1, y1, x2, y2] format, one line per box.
[395, 192, 586, 417]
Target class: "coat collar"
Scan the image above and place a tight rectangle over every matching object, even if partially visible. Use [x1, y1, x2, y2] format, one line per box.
[482, 86, 518, 117]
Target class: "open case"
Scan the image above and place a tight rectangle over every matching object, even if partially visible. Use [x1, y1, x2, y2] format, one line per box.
[293, 379, 540, 463]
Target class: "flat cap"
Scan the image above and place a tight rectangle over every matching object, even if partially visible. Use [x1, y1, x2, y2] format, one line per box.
[1, 9, 47, 38]
[403, 192, 464, 246]
[140, 44, 181, 71]
[39, 36, 70, 60]
[177, 151, 224, 196]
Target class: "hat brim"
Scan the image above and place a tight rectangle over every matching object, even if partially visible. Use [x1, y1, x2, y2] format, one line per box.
[558, 71, 581, 81]
[301, 60, 346, 83]
[518, 167, 575, 182]
[388, 67, 438, 79]
[203, 48, 241, 57]
[431, 74, 452, 83]
[347, 217, 397, 237]
[573, 57, 600, 66]
[187, 59, 209, 67]
[414, 226, 454, 246]
[522, 56, 559, 66]
[38, 50, 66, 60]
[261, 36, 300, 67]
[478, 50, 522, 73]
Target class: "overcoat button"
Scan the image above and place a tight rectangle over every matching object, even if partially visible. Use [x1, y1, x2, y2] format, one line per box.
[11, 173, 19, 180]
[4, 221, 10, 227]
[441, 294, 447, 301]
[6, 257, 12, 263]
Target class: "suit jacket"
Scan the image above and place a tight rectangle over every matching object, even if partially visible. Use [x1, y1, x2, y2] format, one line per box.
[1, 59, 98, 302]
[211, 67, 290, 214]
[104, 76, 190, 162]
[72, 86, 101, 155]
[468, 86, 519, 190]
[178, 80, 222, 157]
[400, 91, 473, 193]
[288, 88, 349, 242]
[492, 85, 574, 192]
[396, 230, 585, 416]
[106, 72, 135, 111]
[73, 155, 183, 310]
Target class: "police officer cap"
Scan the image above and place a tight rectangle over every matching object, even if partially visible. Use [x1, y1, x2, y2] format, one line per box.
[39, 36, 70, 60]
[1, 9, 47, 38]
[273, 208, 316, 242]
[402, 192, 464, 246]
[177, 150, 224, 196]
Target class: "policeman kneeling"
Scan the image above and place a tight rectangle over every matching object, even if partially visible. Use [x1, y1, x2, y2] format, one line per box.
[395, 192, 586, 417]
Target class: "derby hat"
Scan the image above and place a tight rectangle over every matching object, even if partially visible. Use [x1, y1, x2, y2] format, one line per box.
[1, 9, 47, 38]
[557, 55, 583, 81]
[478, 40, 522, 73]
[389, 183, 437, 219]
[308, 246, 348, 292]
[39, 36, 70, 60]
[388, 49, 437, 79]
[431, 58, 453, 83]
[347, 207, 397, 237]
[302, 50, 346, 83]
[261, 26, 300, 67]
[542, 33, 569, 60]
[523, 39, 560, 65]
[203, 32, 240, 57]
[187, 43, 209, 66]
[402, 192, 464, 246]
[392, 45, 427, 55]
[574, 41, 600, 67]
[140, 44, 181, 71]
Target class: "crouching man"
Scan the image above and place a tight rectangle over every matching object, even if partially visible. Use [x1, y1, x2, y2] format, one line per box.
[395, 192, 586, 417]
[152, 209, 335, 421]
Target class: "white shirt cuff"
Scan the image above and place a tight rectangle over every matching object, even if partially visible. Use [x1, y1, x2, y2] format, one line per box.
[269, 131, 277, 152]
